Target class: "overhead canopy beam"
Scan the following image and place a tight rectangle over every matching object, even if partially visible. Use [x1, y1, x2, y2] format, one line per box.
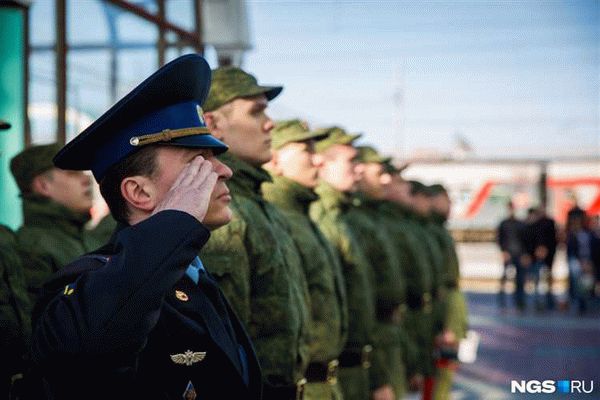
[105, 0, 201, 49]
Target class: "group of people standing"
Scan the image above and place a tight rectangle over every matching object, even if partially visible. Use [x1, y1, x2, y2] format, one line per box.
[497, 201, 600, 314]
[0, 55, 468, 400]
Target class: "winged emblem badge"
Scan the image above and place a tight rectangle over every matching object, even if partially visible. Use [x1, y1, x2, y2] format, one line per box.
[170, 350, 206, 366]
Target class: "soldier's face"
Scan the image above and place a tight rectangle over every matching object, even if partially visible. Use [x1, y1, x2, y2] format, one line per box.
[318, 144, 358, 192]
[412, 193, 431, 215]
[386, 175, 412, 205]
[357, 162, 391, 200]
[36, 168, 93, 214]
[153, 147, 233, 229]
[273, 140, 321, 188]
[431, 193, 450, 218]
[214, 95, 274, 167]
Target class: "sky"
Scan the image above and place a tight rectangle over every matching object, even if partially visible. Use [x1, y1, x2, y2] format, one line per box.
[26, 0, 599, 160]
[240, 1, 599, 159]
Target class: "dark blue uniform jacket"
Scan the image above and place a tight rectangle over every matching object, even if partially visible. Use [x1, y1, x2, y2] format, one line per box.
[31, 210, 262, 399]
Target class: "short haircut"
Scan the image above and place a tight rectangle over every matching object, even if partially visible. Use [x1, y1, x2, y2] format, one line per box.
[99, 145, 160, 224]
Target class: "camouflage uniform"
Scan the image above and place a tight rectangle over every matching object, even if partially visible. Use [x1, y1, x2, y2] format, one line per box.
[10, 143, 112, 300]
[410, 211, 446, 376]
[428, 210, 468, 400]
[380, 202, 436, 379]
[353, 146, 413, 397]
[347, 194, 408, 398]
[0, 226, 31, 396]
[201, 153, 312, 392]
[15, 196, 106, 300]
[310, 182, 387, 400]
[264, 175, 348, 400]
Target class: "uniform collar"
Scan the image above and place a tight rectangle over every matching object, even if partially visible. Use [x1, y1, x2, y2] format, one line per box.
[22, 195, 90, 234]
[262, 175, 318, 214]
[218, 153, 272, 200]
[314, 181, 352, 211]
[430, 211, 447, 225]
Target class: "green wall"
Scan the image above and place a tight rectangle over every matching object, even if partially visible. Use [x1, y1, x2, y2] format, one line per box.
[0, 6, 26, 229]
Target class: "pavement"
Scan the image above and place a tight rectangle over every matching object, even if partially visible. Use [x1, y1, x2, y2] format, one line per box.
[449, 292, 600, 399]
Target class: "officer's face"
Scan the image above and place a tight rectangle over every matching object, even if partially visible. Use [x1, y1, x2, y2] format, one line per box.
[213, 95, 274, 167]
[35, 168, 93, 214]
[273, 140, 321, 188]
[357, 162, 391, 200]
[153, 147, 233, 229]
[318, 144, 359, 192]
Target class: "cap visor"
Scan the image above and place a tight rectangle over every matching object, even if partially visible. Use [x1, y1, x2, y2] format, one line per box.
[169, 134, 229, 155]
[341, 133, 362, 145]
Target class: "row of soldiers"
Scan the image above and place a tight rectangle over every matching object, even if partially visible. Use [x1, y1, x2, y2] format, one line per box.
[0, 64, 468, 400]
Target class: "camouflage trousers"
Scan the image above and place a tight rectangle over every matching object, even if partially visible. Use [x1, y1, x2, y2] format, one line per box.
[373, 322, 407, 398]
[338, 366, 369, 400]
[404, 308, 435, 377]
[433, 364, 456, 400]
[304, 381, 344, 400]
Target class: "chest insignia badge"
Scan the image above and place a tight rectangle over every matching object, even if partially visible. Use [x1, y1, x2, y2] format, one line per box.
[175, 290, 189, 302]
[171, 350, 206, 366]
[182, 380, 197, 399]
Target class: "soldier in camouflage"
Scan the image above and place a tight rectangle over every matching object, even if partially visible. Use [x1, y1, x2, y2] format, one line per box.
[382, 169, 436, 395]
[349, 146, 408, 399]
[201, 68, 312, 400]
[0, 225, 31, 398]
[10, 143, 112, 301]
[427, 184, 468, 400]
[407, 181, 446, 400]
[263, 119, 349, 400]
[310, 128, 394, 400]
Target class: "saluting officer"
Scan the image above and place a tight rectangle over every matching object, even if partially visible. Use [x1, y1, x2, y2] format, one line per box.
[30, 55, 262, 400]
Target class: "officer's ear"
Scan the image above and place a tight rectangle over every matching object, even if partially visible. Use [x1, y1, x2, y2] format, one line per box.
[120, 175, 157, 215]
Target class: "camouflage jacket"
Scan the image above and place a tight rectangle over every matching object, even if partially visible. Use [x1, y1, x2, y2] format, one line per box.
[310, 183, 389, 389]
[16, 196, 108, 300]
[429, 213, 468, 338]
[428, 213, 460, 289]
[263, 176, 348, 364]
[201, 154, 311, 386]
[0, 226, 32, 374]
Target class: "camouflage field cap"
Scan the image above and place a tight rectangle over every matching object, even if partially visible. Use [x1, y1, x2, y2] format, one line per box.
[204, 67, 283, 112]
[10, 143, 63, 193]
[314, 126, 361, 153]
[355, 145, 391, 164]
[409, 180, 432, 196]
[428, 183, 448, 195]
[271, 119, 329, 150]
[383, 159, 410, 175]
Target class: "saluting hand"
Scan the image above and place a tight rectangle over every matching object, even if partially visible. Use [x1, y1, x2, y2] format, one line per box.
[153, 155, 218, 223]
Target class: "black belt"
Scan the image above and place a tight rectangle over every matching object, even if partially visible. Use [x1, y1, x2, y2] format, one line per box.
[262, 378, 306, 400]
[338, 345, 373, 369]
[305, 359, 339, 384]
